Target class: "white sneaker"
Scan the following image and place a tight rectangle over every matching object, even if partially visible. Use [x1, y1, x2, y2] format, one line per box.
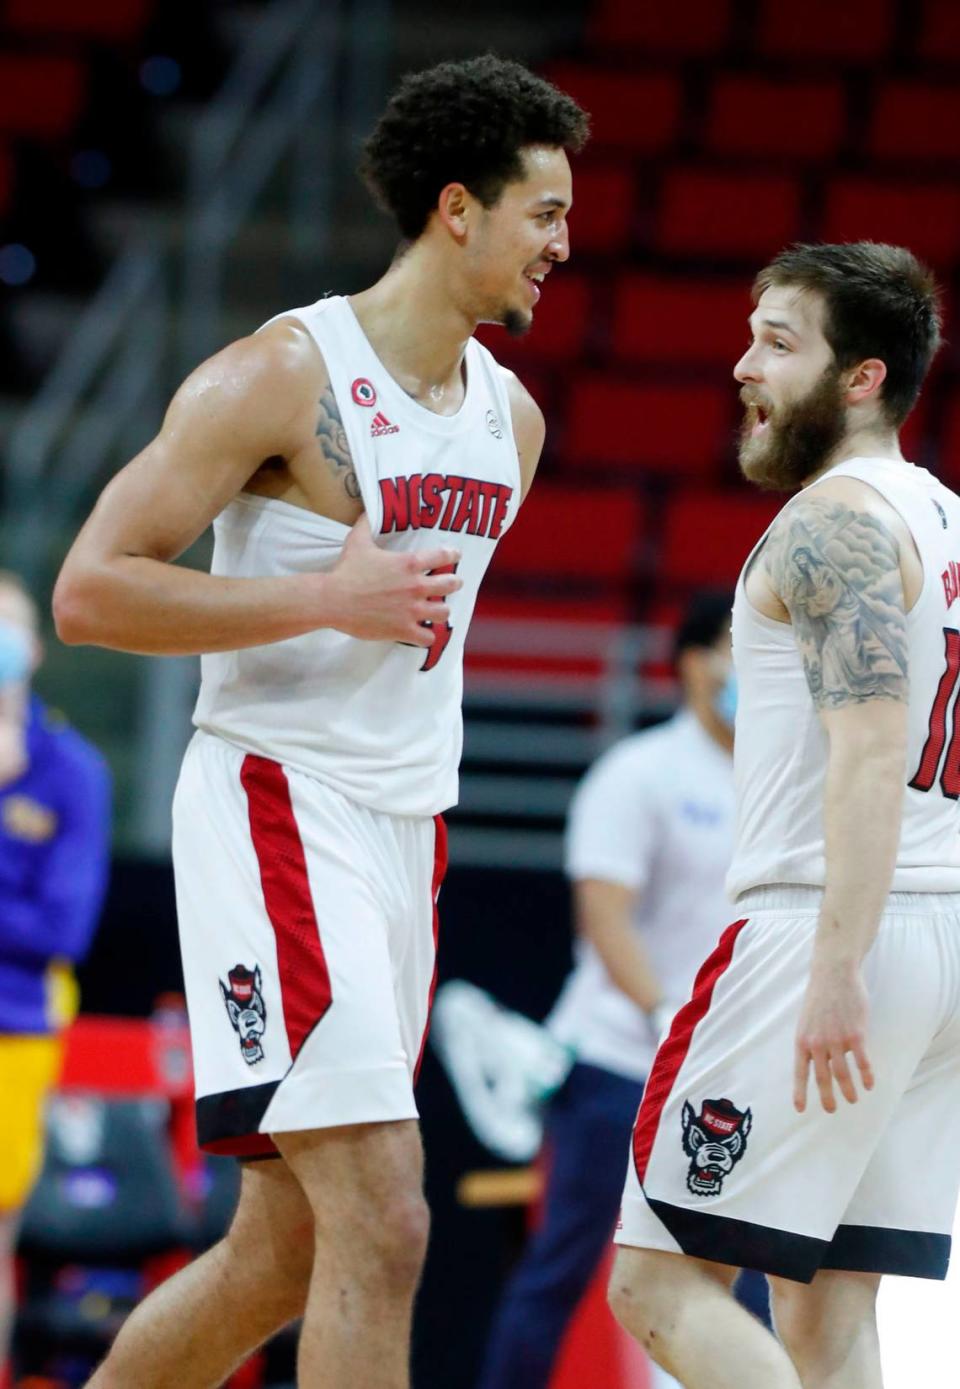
[430, 981, 574, 1162]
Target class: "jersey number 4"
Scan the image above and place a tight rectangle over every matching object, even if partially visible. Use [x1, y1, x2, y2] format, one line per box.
[910, 627, 960, 797]
[418, 562, 459, 673]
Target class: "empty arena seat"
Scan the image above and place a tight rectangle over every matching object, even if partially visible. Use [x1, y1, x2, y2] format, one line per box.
[565, 377, 732, 479]
[0, 53, 86, 138]
[589, 0, 732, 55]
[917, 0, 960, 64]
[705, 77, 846, 161]
[756, 0, 893, 60]
[657, 169, 801, 260]
[567, 162, 634, 254]
[611, 274, 749, 367]
[868, 83, 960, 164]
[542, 64, 682, 153]
[657, 490, 779, 587]
[513, 272, 592, 364]
[488, 484, 644, 585]
[821, 177, 960, 267]
[1, 0, 152, 41]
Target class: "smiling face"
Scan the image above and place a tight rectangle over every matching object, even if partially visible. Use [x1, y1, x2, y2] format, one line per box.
[734, 285, 849, 490]
[461, 145, 572, 335]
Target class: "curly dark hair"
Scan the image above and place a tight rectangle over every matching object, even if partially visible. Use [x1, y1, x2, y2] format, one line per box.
[753, 242, 942, 428]
[360, 54, 590, 240]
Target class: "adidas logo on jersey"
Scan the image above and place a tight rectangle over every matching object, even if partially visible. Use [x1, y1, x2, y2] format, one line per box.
[371, 411, 400, 437]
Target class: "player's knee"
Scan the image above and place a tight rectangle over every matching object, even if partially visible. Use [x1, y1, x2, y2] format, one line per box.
[222, 1199, 314, 1312]
[769, 1272, 878, 1355]
[368, 1188, 430, 1292]
[607, 1251, 659, 1339]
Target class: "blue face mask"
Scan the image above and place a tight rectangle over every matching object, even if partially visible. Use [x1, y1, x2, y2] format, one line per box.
[714, 668, 737, 727]
[0, 620, 31, 688]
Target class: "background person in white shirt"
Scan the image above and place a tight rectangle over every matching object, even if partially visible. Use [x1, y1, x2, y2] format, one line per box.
[477, 592, 769, 1389]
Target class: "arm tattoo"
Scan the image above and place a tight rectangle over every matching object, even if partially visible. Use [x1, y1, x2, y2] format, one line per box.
[315, 387, 360, 500]
[764, 496, 908, 710]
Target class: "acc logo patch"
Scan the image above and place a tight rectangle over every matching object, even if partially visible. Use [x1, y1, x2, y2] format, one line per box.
[2, 795, 58, 843]
[485, 408, 503, 439]
[220, 964, 267, 1065]
[681, 1097, 752, 1197]
[351, 377, 377, 407]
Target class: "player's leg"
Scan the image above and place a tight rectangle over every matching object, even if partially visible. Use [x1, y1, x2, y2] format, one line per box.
[478, 1063, 644, 1389]
[273, 1119, 428, 1389]
[769, 1270, 881, 1388]
[609, 1247, 802, 1388]
[86, 1157, 313, 1389]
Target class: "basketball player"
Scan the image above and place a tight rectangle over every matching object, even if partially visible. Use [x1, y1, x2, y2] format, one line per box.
[477, 592, 769, 1389]
[52, 56, 588, 1389]
[608, 242, 960, 1389]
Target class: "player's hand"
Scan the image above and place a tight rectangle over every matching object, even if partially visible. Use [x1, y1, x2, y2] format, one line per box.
[324, 511, 462, 647]
[793, 959, 874, 1115]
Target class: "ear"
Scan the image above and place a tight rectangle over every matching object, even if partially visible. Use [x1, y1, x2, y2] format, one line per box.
[226, 999, 241, 1026]
[844, 357, 887, 408]
[435, 182, 472, 241]
[741, 1108, 752, 1139]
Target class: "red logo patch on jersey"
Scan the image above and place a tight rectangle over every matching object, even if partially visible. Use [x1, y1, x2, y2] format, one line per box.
[351, 378, 377, 407]
[371, 411, 400, 437]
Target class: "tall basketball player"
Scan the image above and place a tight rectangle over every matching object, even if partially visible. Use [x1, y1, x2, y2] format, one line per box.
[608, 243, 960, 1389]
[53, 56, 588, 1389]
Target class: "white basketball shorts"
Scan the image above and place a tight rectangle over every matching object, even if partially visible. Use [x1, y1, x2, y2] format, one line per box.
[616, 886, 960, 1282]
[172, 731, 447, 1159]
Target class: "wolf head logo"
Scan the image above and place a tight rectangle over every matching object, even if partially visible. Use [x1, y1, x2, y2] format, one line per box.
[681, 1098, 752, 1197]
[220, 964, 266, 1065]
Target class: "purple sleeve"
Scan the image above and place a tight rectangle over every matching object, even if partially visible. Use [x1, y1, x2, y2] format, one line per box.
[0, 749, 111, 969]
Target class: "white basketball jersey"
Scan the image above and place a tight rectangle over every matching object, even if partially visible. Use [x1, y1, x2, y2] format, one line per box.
[548, 713, 735, 1081]
[728, 457, 960, 899]
[192, 296, 521, 816]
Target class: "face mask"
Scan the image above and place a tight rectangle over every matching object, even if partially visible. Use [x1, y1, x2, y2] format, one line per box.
[714, 668, 737, 727]
[0, 620, 31, 688]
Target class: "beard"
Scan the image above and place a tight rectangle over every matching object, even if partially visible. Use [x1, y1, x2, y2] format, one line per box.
[502, 306, 532, 338]
[738, 364, 847, 491]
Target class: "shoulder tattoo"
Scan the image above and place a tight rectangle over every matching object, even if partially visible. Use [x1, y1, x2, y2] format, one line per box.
[764, 495, 908, 710]
[315, 386, 360, 500]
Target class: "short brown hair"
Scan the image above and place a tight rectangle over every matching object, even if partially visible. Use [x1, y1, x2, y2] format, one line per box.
[753, 241, 942, 427]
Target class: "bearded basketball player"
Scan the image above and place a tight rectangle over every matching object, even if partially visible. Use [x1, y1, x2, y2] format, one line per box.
[54, 55, 588, 1389]
[609, 242, 960, 1389]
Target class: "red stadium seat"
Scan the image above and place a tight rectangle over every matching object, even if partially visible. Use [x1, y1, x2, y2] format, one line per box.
[705, 77, 846, 161]
[511, 272, 592, 364]
[0, 53, 86, 138]
[821, 178, 960, 268]
[564, 377, 733, 479]
[611, 274, 750, 367]
[1, 0, 151, 41]
[542, 64, 682, 153]
[917, 0, 960, 64]
[567, 162, 634, 255]
[657, 490, 779, 587]
[757, 0, 893, 61]
[589, 0, 732, 55]
[488, 484, 644, 584]
[868, 83, 960, 164]
[657, 169, 801, 259]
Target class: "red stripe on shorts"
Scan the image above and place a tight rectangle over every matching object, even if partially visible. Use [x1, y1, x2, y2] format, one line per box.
[632, 917, 749, 1185]
[414, 814, 448, 1084]
[240, 755, 333, 1061]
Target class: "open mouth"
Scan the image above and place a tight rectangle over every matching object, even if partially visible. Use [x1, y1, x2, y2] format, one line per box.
[751, 403, 771, 438]
[523, 269, 547, 303]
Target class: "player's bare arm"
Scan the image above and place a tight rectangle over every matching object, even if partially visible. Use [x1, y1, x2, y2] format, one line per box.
[54, 322, 461, 656]
[503, 369, 546, 500]
[765, 484, 910, 1114]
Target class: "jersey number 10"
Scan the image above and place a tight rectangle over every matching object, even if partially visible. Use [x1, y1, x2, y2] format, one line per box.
[909, 628, 960, 797]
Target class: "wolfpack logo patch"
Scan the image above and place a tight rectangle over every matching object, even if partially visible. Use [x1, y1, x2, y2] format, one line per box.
[220, 964, 267, 1065]
[681, 1097, 752, 1197]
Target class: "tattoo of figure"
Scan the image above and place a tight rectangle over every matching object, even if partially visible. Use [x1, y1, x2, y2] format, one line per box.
[315, 387, 361, 500]
[764, 496, 908, 710]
